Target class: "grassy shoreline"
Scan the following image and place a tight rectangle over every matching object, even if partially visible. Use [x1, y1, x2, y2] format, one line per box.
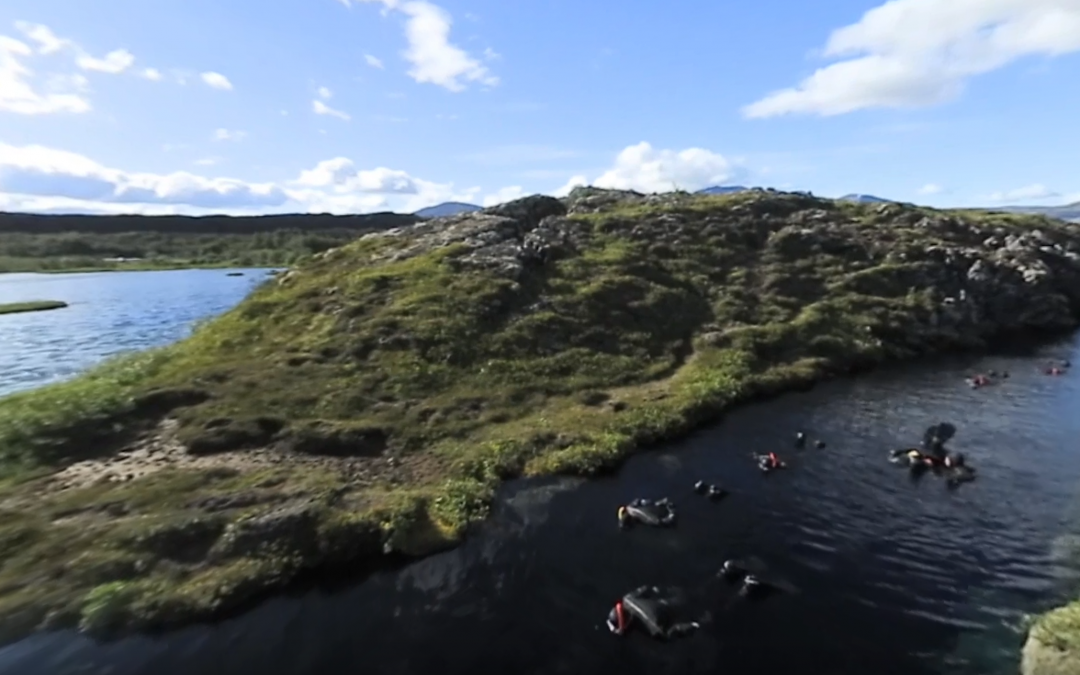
[1024, 602, 1080, 675]
[2, 190, 1080, 647]
[0, 300, 68, 315]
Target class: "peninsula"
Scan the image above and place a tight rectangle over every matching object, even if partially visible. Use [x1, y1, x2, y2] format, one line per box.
[0, 300, 68, 315]
[2, 188, 1080, 661]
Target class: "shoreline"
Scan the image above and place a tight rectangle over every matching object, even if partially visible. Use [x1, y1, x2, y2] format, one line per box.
[0, 263, 279, 276]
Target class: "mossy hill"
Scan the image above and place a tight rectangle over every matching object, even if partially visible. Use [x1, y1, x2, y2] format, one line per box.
[3, 187, 1080, 648]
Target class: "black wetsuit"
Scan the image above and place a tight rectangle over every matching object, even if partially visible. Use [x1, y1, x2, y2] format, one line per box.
[944, 454, 975, 486]
[718, 558, 793, 598]
[607, 586, 700, 639]
[922, 423, 955, 458]
[621, 498, 676, 527]
[756, 454, 783, 473]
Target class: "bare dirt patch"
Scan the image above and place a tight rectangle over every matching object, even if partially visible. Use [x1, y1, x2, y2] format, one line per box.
[41, 418, 443, 494]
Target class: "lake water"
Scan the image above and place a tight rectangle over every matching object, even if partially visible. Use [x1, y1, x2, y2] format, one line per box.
[1, 270, 1079, 675]
[0, 269, 275, 398]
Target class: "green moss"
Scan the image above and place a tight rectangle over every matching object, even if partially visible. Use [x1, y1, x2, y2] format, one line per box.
[1030, 601, 1080, 653]
[0, 189, 1078, 643]
[80, 581, 138, 632]
[0, 300, 67, 315]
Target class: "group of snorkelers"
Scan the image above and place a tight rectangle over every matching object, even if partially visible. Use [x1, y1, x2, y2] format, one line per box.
[607, 418, 986, 639]
[967, 358, 1071, 388]
[888, 422, 976, 486]
[603, 356, 1077, 640]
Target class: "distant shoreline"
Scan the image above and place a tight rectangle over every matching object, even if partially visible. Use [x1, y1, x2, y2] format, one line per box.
[0, 263, 282, 276]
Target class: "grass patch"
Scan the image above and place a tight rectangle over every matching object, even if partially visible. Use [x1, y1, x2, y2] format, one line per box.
[1030, 601, 1080, 654]
[0, 189, 1079, 643]
[0, 300, 68, 315]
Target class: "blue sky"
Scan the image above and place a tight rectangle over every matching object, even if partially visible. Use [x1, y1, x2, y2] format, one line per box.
[1, 0, 1078, 215]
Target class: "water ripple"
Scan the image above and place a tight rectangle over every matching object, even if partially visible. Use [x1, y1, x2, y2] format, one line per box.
[0, 269, 273, 398]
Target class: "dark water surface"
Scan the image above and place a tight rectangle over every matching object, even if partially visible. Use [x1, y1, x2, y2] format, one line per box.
[0, 269, 275, 397]
[1, 338, 1079, 675]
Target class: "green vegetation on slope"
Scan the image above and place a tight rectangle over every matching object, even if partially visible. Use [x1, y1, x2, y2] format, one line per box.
[0, 300, 68, 315]
[1024, 602, 1080, 675]
[0, 212, 419, 273]
[1, 189, 1079, 643]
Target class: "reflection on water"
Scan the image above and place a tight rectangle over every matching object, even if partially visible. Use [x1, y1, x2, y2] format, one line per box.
[1, 294, 1079, 673]
[0, 269, 273, 397]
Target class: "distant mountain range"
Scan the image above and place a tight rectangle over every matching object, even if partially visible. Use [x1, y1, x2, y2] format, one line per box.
[413, 202, 483, 218]
[979, 202, 1080, 223]
[695, 185, 750, 195]
[838, 194, 892, 203]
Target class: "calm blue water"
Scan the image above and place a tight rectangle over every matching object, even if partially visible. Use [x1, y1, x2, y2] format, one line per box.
[0, 269, 275, 398]
[1, 269, 1079, 675]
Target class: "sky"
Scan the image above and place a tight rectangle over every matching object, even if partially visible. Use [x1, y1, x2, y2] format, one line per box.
[0, 0, 1078, 216]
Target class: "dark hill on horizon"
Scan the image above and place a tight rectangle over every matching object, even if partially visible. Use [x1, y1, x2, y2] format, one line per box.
[0, 211, 419, 235]
[0, 211, 423, 272]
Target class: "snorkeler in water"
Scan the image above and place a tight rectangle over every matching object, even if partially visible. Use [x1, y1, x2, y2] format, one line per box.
[606, 586, 701, 640]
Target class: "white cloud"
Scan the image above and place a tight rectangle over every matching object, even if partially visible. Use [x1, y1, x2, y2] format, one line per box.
[355, 0, 497, 91]
[581, 142, 739, 193]
[0, 142, 493, 215]
[483, 47, 500, 60]
[13, 21, 69, 54]
[0, 35, 90, 114]
[194, 157, 221, 166]
[0, 143, 287, 210]
[313, 99, 350, 120]
[482, 185, 524, 207]
[76, 48, 134, 74]
[295, 158, 422, 193]
[743, 0, 1080, 118]
[986, 184, 1059, 202]
[918, 183, 944, 195]
[16, 22, 137, 75]
[201, 71, 233, 90]
[364, 54, 384, 69]
[317, 86, 332, 99]
[213, 128, 246, 142]
[2, 21, 187, 113]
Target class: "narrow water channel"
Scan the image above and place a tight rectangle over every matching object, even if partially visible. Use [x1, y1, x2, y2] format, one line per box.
[2, 339, 1079, 675]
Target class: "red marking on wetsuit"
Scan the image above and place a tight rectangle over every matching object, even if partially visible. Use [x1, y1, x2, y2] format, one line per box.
[615, 601, 627, 633]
